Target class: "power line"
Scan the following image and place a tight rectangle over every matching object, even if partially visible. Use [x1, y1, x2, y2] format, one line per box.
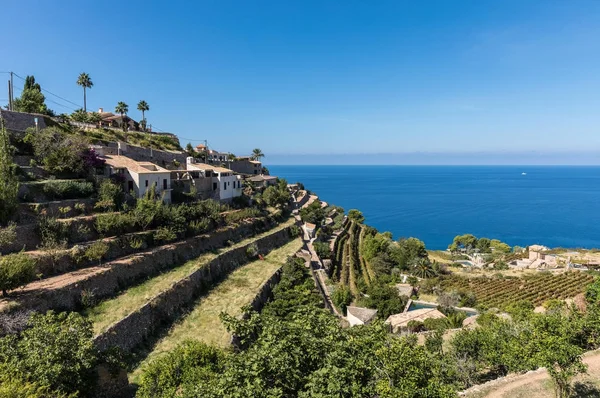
[12, 72, 82, 109]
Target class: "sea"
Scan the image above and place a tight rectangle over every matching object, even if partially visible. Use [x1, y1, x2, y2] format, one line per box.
[268, 165, 600, 250]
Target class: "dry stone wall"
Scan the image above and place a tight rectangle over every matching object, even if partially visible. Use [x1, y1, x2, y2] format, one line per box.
[94, 226, 293, 352]
[14, 218, 278, 313]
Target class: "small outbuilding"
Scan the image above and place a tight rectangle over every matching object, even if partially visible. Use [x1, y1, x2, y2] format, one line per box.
[385, 308, 447, 333]
[346, 306, 378, 326]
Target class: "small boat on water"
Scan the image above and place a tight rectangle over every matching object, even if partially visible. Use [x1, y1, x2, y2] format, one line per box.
[522, 172, 527, 175]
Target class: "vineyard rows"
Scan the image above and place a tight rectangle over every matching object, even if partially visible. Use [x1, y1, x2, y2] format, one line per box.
[440, 272, 595, 307]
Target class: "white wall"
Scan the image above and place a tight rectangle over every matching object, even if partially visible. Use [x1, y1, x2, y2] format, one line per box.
[134, 171, 172, 203]
[213, 173, 242, 201]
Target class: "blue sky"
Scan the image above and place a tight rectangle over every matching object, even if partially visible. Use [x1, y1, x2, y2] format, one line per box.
[2, 0, 600, 164]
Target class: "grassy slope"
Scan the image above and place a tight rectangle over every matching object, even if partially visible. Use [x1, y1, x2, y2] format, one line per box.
[86, 218, 295, 335]
[129, 238, 303, 383]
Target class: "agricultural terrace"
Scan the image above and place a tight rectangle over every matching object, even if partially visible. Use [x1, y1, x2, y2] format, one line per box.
[438, 271, 595, 308]
[130, 238, 303, 383]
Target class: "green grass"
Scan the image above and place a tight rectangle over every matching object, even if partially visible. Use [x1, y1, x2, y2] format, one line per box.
[85, 218, 295, 335]
[129, 238, 303, 383]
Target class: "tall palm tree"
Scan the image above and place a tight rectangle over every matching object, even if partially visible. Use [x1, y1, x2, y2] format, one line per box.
[251, 148, 264, 161]
[115, 102, 129, 131]
[137, 100, 149, 131]
[76, 73, 93, 112]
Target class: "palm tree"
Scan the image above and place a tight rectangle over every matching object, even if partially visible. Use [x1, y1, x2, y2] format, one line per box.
[137, 100, 149, 131]
[76, 73, 93, 112]
[412, 258, 435, 279]
[115, 102, 129, 131]
[251, 148, 264, 161]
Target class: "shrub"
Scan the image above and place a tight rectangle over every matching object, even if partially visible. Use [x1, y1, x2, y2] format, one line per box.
[0, 311, 98, 394]
[95, 180, 124, 211]
[0, 222, 17, 251]
[332, 284, 353, 314]
[136, 340, 224, 398]
[0, 253, 36, 296]
[129, 236, 144, 250]
[74, 202, 86, 215]
[84, 241, 109, 265]
[42, 180, 94, 200]
[25, 127, 91, 176]
[313, 241, 332, 259]
[188, 219, 211, 236]
[224, 208, 262, 224]
[153, 227, 178, 244]
[423, 317, 449, 331]
[95, 212, 135, 236]
[246, 243, 259, 258]
[289, 225, 301, 237]
[37, 216, 68, 247]
[58, 206, 71, 219]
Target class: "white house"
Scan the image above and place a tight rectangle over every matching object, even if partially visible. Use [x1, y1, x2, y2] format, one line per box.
[103, 155, 172, 203]
[186, 158, 242, 202]
[346, 306, 378, 327]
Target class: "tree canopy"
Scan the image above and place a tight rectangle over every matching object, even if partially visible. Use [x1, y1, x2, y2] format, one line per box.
[13, 75, 52, 115]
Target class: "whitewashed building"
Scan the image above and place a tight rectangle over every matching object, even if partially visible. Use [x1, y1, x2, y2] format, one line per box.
[186, 158, 242, 202]
[103, 155, 172, 203]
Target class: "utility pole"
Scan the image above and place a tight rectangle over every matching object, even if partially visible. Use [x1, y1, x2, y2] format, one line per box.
[9, 72, 14, 111]
[7, 80, 11, 111]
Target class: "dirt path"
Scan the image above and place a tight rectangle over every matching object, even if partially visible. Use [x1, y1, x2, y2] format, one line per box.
[471, 350, 600, 398]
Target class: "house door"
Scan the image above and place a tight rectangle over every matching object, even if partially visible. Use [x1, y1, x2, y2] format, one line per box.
[128, 180, 134, 192]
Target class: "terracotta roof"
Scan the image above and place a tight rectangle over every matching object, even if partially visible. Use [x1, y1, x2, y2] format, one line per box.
[103, 155, 169, 174]
[395, 284, 415, 297]
[305, 223, 317, 230]
[346, 306, 378, 323]
[187, 162, 233, 174]
[385, 309, 446, 332]
[247, 175, 277, 182]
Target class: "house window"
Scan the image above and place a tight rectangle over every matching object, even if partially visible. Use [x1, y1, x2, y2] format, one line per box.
[223, 182, 227, 190]
[213, 182, 217, 191]
[145, 180, 148, 187]
[128, 181, 134, 192]
[163, 179, 167, 190]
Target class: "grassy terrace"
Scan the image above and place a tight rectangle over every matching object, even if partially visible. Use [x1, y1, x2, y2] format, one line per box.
[130, 237, 303, 382]
[85, 217, 295, 335]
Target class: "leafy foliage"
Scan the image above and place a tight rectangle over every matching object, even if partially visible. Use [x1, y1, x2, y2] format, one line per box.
[262, 179, 291, 208]
[0, 252, 36, 296]
[25, 127, 92, 176]
[300, 200, 325, 225]
[313, 241, 332, 259]
[0, 311, 98, 394]
[0, 120, 19, 225]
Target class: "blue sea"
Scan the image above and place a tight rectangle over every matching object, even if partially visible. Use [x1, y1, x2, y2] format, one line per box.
[268, 165, 600, 250]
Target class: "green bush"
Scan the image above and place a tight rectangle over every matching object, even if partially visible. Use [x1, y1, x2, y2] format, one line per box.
[153, 227, 178, 244]
[246, 243, 259, 258]
[332, 284, 353, 314]
[95, 212, 135, 236]
[84, 241, 109, 265]
[0, 252, 36, 296]
[0, 222, 17, 251]
[96, 180, 125, 211]
[0, 311, 98, 394]
[313, 241, 332, 259]
[136, 340, 224, 398]
[224, 208, 262, 224]
[42, 180, 95, 200]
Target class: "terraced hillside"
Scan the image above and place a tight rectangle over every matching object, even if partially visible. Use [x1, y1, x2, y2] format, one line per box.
[330, 218, 373, 293]
[129, 237, 303, 383]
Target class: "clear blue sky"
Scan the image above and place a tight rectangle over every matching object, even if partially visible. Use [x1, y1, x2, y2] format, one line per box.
[2, 0, 600, 164]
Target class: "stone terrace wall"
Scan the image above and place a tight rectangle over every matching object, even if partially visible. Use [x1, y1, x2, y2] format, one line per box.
[94, 226, 293, 352]
[1, 212, 98, 255]
[15, 218, 278, 313]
